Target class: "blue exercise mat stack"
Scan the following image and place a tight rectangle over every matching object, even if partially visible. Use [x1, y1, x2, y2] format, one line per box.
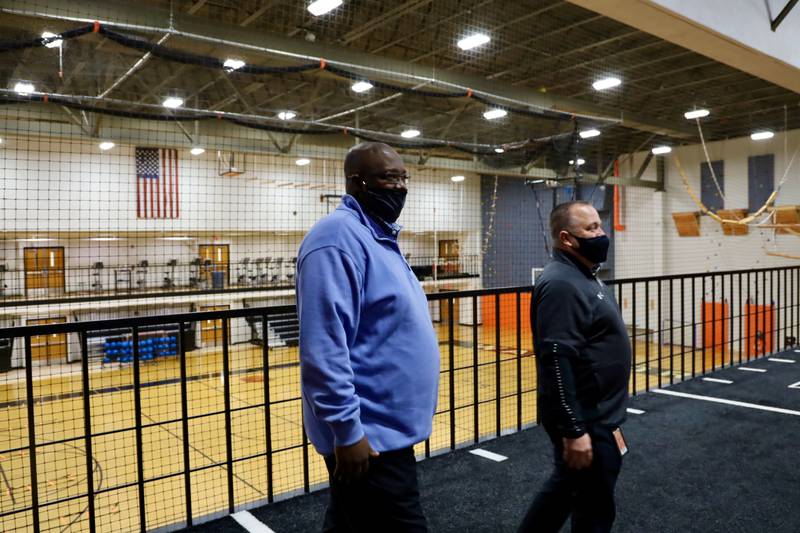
[103, 338, 133, 364]
[103, 334, 178, 363]
[154, 335, 178, 358]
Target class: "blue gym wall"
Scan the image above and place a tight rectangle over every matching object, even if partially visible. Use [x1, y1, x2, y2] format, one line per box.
[480, 176, 615, 288]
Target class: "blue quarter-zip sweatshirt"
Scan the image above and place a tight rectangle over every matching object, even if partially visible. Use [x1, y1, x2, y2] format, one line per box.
[296, 194, 440, 456]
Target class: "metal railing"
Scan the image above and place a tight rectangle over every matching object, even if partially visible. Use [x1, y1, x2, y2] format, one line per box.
[0, 255, 482, 307]
[0, 266, 797, 532]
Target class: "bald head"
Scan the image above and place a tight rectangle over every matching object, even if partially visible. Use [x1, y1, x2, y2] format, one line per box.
[344, 142, 402, 177]
[344, 142, 407, 196]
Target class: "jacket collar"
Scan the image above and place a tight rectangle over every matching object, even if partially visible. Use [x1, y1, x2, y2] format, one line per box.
[338, 194, 403, 242]
[552, 248, 600, 279]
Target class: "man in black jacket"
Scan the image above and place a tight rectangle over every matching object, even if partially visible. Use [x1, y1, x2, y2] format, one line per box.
[518, 200, 632, 533]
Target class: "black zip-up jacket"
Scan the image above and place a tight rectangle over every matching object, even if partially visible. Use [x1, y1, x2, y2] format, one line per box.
[532, 249, 632, 438]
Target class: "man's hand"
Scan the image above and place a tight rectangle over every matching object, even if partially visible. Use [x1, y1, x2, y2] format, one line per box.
[562, 434, 593, 469]
[333, 436, 380, 483]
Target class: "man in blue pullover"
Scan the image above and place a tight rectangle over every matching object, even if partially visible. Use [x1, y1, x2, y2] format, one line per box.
[296, 142, 440, 532]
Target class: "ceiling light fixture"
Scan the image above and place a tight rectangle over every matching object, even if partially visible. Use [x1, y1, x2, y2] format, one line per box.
[13, 82, 35, 95]
[400, 129, 421, 138]
[99, 141, 115, 151]
[162, 96, 184, 109]
[295, 158, 311, 166]
[684, 109, 710, 120]
[579, 129, 601, 139]
[451, 175, 466, 182]
[308, 0, 343, 16]
[223, 58, 245, 71]
[190, 147, 205, 156]
[592, 77, 621, 91]
[651, 146, 672, 155]
[750, 131, 774, 141]
[483, 108, 507, 120]
[89, 237, 124, 242]
[278, 111, 297, 120]
[159, 236, 195, 241]
[494, 147, 505, 154]
[41, 31, 62, 48]
[351, 81, 373, 93]
[457, 33, 491, 51]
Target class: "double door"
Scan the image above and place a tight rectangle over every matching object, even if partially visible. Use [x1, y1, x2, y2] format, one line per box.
[198, 245, 230, 288]
[200, 305, 231, 347]
[24, 247, 65, 292]
[27, 316, 67, 364]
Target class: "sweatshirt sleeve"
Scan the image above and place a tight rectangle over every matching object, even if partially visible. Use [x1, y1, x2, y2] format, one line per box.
[296, 246, 364, 448]
[534, 279, 590, 439]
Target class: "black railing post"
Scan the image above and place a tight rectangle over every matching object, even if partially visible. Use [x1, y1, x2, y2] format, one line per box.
[771, 270, 776, 352]
[680, 277, 685, 381]
[632, 282, 637, 394]
[795, 268, 799, 344]
[702, 276, 707, 374]
[24, 335, 40, 533]
[669, 278, 674, 385]
[720, 274, 725, 367]
[711, 274, 716, 371]
[729, 274, 734, 366]
[645, 282, 650, 391]
[132, 326, 146, 533]
[792, 267, 800, 340]
[448, 297, 456, 450]
[301, 427, 310, 493]
[747, 272, 752, 361]
[755, 273, 761, 357]
[777, 270, 782, 349]
[738, 273, 743, 364]
[657, 279, 662, 388]
[221, 318, 235, 512]
[691, 276, 697, 377]
[262, 313, 274, 503]
[495, 294, 501, 437]
[472, 296, 479, 443]
[80, 329, 96, 532]
[178, 322, 193, 527]
[516, 291, 522, 431]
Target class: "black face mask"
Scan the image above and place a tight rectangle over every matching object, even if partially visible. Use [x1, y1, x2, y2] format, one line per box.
[569, 233, 610, 264]
[359, 187, 407, 223]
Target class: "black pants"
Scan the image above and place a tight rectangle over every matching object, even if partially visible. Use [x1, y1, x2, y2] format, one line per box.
[322, 447, 427, 533]
[518, 425, 623, 533]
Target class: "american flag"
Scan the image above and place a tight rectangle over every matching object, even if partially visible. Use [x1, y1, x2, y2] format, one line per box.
[136, 147, 180, 219]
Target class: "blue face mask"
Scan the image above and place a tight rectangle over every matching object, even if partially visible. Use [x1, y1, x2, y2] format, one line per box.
[359, 188, 407, 223]
[569, 233, 610, 264]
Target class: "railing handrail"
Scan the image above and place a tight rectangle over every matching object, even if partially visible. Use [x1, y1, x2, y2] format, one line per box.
[0, 305, 297, 337]
[1, 264, 797, 338]
[606, 264, 798, 285]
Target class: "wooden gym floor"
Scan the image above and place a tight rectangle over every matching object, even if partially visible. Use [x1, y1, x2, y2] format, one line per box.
[0, 322, 741, 532]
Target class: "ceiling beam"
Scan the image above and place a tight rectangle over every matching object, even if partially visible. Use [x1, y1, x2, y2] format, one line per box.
[568, 0, 800, 94]
[368, 0, 492, 55]
[485, 14, 606, 80]
[404, 1, 564, 66]
[186, 0, 207, 16]
[0, 0, 696, 139]
[238, 0, 279, 28]
[341, 0, 432, 44]
[511, 29, 642, 87]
